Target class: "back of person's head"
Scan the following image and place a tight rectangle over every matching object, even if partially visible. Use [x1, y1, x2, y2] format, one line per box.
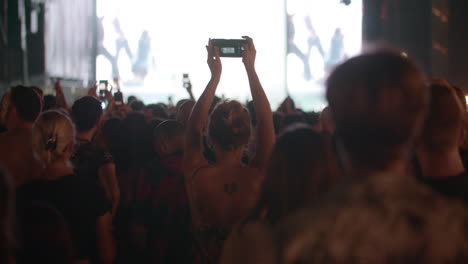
[32, 111, 75, 167]
[326, 51, 427, 169]
[209, 100, 251, 152]
[71, 96, 102, 132]
[127, 95, 137, 105]
[0, 169, 14, 263]
[43, 95, 58, 111]
[320, 106, 335, 133]
[282, 114, 307, 131]
[154, 120, 185, 157]
[176, 100, 195, 126]
[130, 100, 145, 112]
[249, 126, 331, 225]
[304, 111, 321, 130]
[176, 99, 190, 111]
[144, 104, 168, 121]
[7, 85, 42, 124]
[122, 112, 154, 164]
[419, 81, 465, 153]
[101, 118, 125, 154]
[18, 203, 73, 264]
[30, 86, 43, 97]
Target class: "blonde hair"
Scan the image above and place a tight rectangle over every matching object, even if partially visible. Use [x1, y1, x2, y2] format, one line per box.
[32, 110, 75, 167]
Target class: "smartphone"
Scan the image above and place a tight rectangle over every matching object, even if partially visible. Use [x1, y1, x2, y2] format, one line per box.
[114, 91, 123, 106]
[183, 73, 191, 89]
[211, 39, 247, 57]
[98, 80, 108, 100]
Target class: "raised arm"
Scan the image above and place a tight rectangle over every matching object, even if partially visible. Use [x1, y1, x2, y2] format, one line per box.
[184, 39, 222, 175]
[55, 81, 69, 111]
[242, 36, 275, 170]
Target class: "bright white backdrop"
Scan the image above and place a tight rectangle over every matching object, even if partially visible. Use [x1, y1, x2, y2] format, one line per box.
[96, 0, 361, 110]
[97, 0, 286, 107]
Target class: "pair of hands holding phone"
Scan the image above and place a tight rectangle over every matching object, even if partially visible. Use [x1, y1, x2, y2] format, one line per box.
[206, 36, 256, 78]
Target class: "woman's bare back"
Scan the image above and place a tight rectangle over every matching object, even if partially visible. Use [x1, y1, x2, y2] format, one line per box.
[191, 165, 264, 228]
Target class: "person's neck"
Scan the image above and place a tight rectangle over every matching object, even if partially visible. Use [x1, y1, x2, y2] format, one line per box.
[344, 152, 410, 179]
[215, 147, 244, 167]
[417, 149, 465, 178]
[347, 161, 408, 178]
[76, 129, 95, 142]
[43, 159, 74, 180]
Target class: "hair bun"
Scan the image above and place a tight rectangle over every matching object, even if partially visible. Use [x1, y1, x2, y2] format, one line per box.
[209, 101, 251, 151]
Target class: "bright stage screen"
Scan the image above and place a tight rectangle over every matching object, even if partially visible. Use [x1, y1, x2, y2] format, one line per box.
[96, 0, 361, 110]
[286, 0, 362, 110]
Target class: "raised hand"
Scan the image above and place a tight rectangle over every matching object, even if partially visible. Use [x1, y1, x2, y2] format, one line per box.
[54, 80, 69, 109]
[206, 39, 222, 79]
[242, 36, 256, 70]
[54, 80, 64, 96]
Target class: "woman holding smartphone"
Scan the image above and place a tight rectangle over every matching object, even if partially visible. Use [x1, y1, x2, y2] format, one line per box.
[184, 36, 275, 263]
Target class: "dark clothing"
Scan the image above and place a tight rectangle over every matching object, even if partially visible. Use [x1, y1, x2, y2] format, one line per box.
[417, 171, 468, 203]
[17, 174, 111, 260]
[280, 172, 468, 263]
[71, 139, 114, 184]
[135, 153, 192, 263]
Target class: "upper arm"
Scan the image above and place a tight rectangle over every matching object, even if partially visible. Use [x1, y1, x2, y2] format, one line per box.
[245, 69, 276, 171]
[184, 130, 208, 179]
[249, 120, 275, 170]
[98, 162, 120, 198]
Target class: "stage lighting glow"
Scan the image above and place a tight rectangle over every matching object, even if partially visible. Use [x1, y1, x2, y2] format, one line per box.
[96, 0, 362, 110]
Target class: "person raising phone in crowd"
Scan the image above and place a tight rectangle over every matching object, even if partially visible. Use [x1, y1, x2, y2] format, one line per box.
[184, 37, 275, 263]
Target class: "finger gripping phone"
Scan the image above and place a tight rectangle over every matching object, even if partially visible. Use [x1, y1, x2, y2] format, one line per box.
[212, 39, 247, 57]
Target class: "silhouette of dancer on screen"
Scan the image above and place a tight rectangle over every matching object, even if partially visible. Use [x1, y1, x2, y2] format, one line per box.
[113, 18, 133, 63]
[326, 28, 345, 71]
[305, 15, 325, 60]
[132, 31, 153, 80]
[97, 17, 119, 78]
[287, 14, 312, 81]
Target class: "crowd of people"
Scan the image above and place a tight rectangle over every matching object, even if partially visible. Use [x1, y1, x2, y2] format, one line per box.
[2, 36, 468, 264]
